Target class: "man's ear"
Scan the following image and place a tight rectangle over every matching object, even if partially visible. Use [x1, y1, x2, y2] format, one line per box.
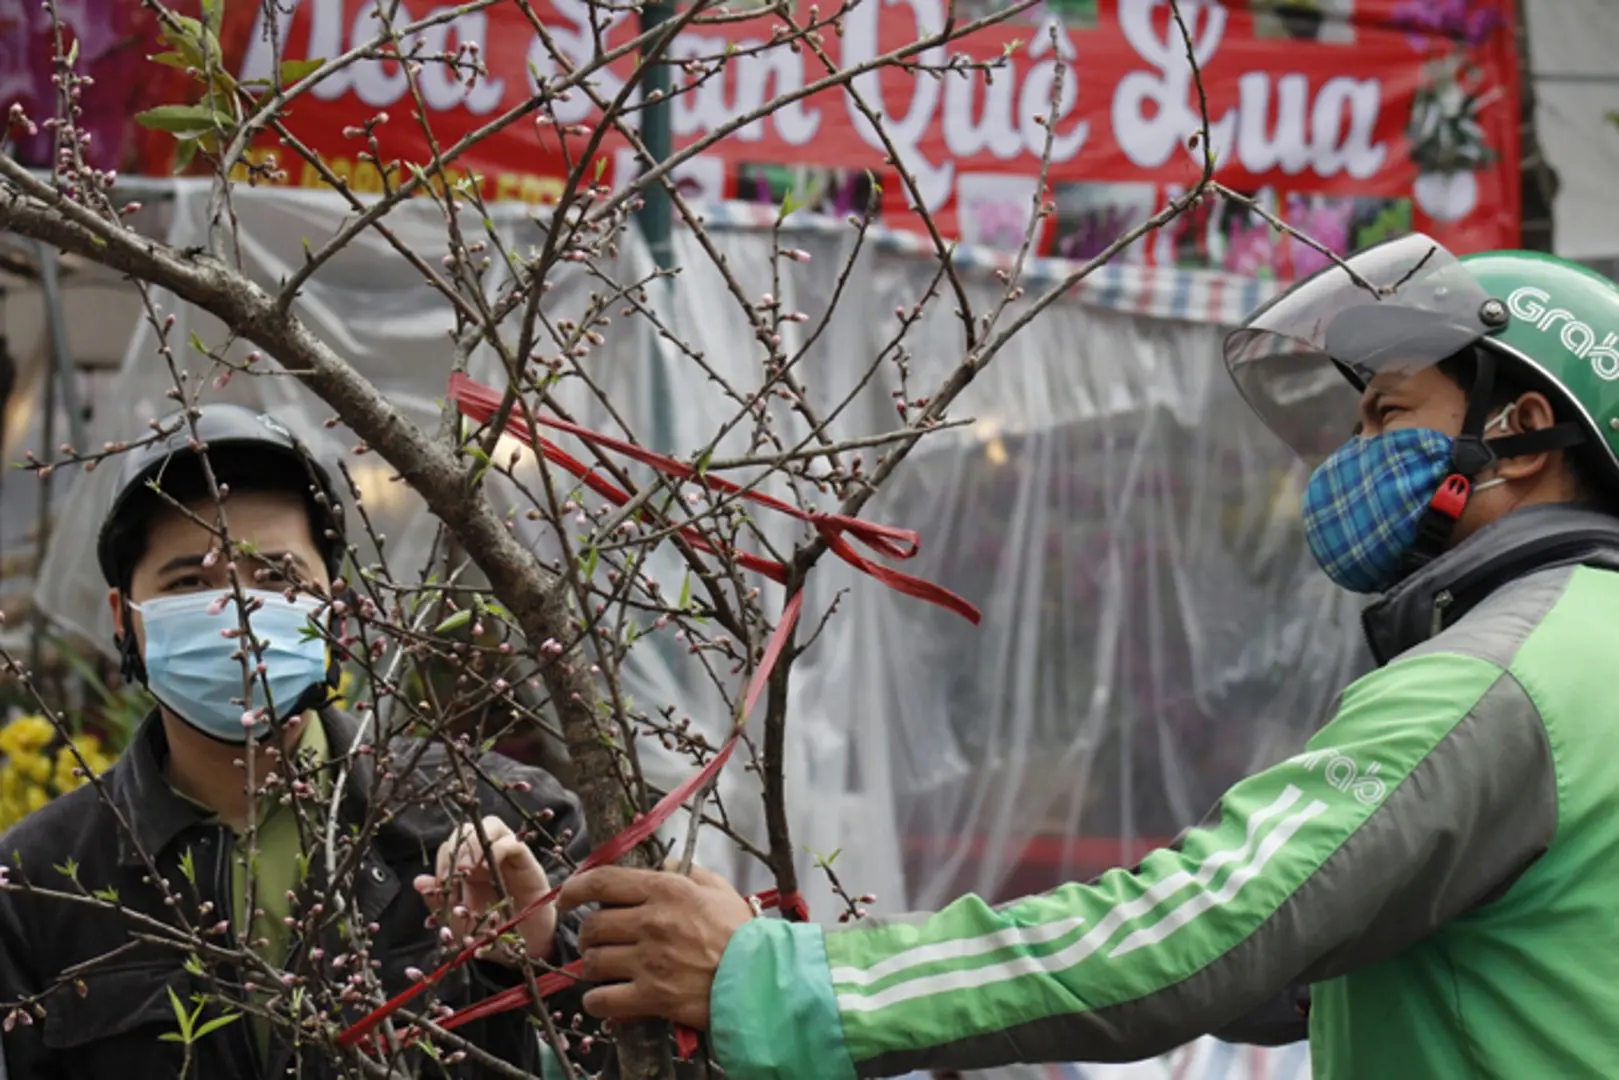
[108, 588, 124, 643]
[1493, 391, 1559, 481]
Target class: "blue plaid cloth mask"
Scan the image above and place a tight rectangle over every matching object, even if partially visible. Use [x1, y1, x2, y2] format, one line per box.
[1301, 427, 1456, 594]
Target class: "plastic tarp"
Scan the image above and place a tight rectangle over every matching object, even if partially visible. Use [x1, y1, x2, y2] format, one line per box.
[34, 183, 1363, 1079]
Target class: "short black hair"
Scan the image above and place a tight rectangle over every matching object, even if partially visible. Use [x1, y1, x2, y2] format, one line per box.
[106, 446, 333, 593]
[1436, 347, 1615, 510]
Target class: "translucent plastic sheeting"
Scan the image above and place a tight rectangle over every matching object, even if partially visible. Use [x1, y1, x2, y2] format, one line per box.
[35, 184, 1369, 1078]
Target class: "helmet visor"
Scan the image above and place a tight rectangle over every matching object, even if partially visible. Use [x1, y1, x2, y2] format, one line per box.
[1223, 233, 1496, 465]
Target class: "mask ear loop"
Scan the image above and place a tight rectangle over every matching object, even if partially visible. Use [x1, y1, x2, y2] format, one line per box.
[118, 595, 147, 684]
[1469, 404, 1519, 495]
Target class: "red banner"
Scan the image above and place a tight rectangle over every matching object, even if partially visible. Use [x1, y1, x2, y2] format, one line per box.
[111, 1, 1520, 275]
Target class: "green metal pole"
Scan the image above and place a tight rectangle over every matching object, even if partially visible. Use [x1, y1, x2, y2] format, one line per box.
[638, 0, 676, 456]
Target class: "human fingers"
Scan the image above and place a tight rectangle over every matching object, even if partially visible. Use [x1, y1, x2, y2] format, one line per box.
[436, 822, 487, 884]
[578, 943, 638, 984]
[577, 906, 643, 950]
[556, 866, 661, 913]
[453, 821, 509, 875]
[412, 873, 442, 901]
[582, 972, 711, 1030]
[489, 833, 549, 891]
[580, 982, 654, 1022]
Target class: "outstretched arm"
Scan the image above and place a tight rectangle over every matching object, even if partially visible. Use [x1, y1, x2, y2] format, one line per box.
[561, 650, 1557, 1080]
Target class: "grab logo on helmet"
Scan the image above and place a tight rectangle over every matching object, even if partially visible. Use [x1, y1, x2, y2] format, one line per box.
[1507, 286, 1619, 381]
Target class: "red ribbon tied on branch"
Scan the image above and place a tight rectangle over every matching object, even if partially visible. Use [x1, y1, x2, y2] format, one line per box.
[445, 373, 980, 624]
[336, 376, 979, 1058]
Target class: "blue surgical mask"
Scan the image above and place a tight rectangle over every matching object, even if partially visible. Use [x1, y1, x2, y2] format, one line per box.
[134, 589, 330, 743]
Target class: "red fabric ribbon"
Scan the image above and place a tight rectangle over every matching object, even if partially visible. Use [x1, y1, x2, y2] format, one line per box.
[447, 373, 981, 626]
[335, 377, 980, 1059]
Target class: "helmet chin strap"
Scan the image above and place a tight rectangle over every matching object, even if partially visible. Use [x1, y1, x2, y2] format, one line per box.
[1398, 346, 1587, 579]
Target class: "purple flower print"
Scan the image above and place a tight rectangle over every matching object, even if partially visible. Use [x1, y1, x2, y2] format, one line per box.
[1283, 196, 1352, 278]
[1222, 222, 1280, 278]
[1392, 0, 1506, 51]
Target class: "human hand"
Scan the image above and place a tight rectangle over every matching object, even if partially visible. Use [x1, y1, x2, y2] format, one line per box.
[413, 815, 557, 966]
[555, 864, 754, 1030]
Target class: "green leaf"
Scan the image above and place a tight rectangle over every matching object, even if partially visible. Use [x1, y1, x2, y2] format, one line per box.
[149, 50, 192, 71]
[678, 571, 692, 610]
[65, 38, 78, 67]
[178, 847, 197, 887]
[167, 986, 193, 1040]
[434, 609, 473, 635]
[193, 1012, 242, 1039]
[200, 0, 222, 32]
[172, 138, 199, 175]
[184, 953, 204, 976]
[159, 1032, 185, 1043]
[279, 57, 325, 83]
[594, 157, 608, 183]
[92, 886, 119, 903]
[189, 331, 207, 355]
[694, 448, 713, 477]
[54, 856, 79, 881]
[581, 546, 599, 581]
[134, 104, 226, 137]
[780, 188, 805, 219]
[467, 444, 492, 485]
[484, 600, 516, 624]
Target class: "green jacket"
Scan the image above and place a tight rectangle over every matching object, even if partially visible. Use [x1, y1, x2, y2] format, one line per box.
[708, 504, 1619, 1079]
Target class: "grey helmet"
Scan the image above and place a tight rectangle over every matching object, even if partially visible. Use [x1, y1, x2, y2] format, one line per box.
[97, 404, 346, 590]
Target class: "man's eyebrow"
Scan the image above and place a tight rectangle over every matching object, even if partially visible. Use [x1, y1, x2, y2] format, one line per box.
[157, 554, 207, 576]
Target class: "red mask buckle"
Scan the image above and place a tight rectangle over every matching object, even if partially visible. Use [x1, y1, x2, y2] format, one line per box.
[1430, 474, 1471, 520]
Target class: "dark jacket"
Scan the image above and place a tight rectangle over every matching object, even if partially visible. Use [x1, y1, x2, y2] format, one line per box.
[0, 707, 592, 1078]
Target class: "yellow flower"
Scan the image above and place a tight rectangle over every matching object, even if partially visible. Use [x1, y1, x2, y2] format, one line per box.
[0, 718, 117, 828]
[24, 753, 51, 786]
[53, 744, 86, 793]
[0, 765, 25, 810]
[0, 716, 55, 760]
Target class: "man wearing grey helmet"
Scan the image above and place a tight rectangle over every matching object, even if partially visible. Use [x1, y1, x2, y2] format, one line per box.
[0, 404, 590, 1078]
